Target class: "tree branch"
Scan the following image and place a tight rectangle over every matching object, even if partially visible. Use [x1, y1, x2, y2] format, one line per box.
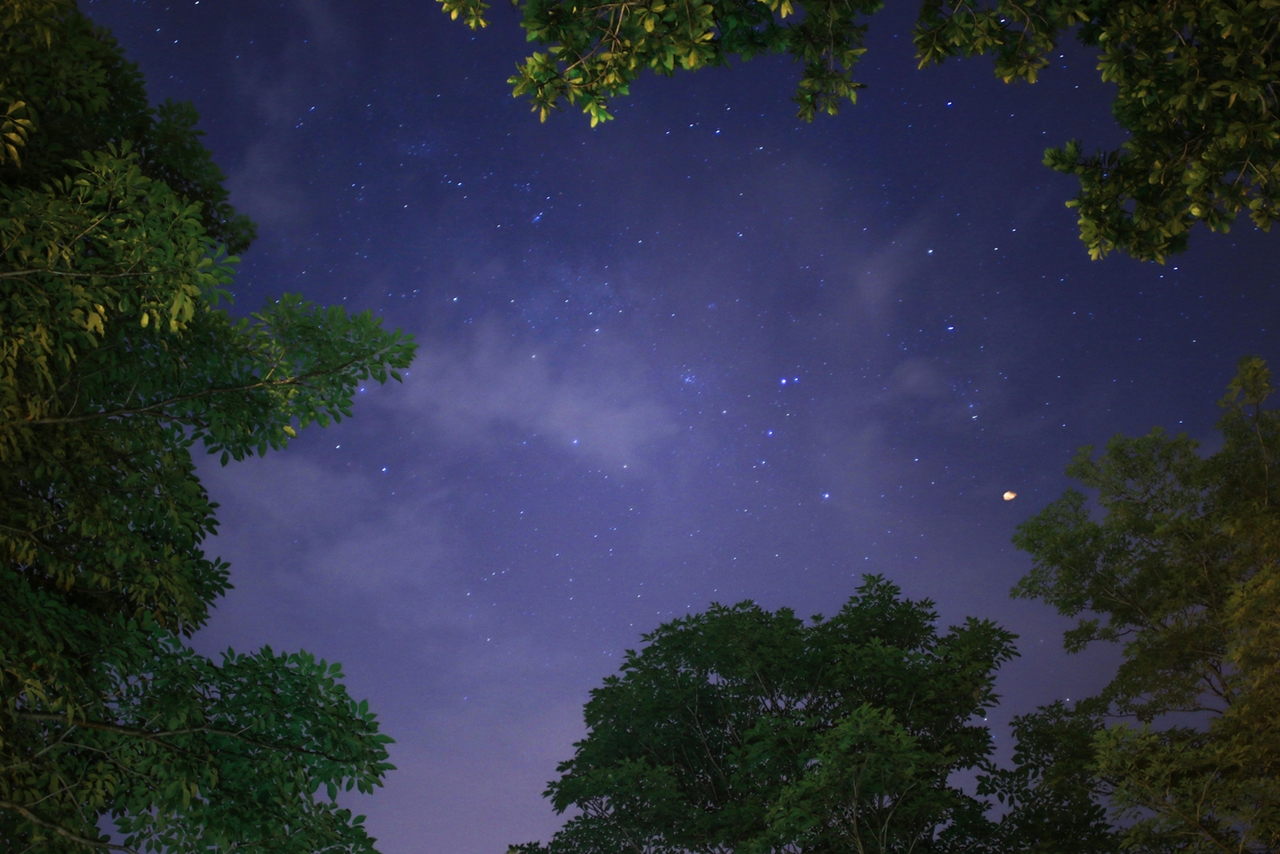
[0, 267, 199, 280]
[14, 711, 359, 763]
[0, 799, 140, 854]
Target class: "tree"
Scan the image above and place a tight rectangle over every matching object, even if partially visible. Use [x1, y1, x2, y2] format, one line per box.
[0, 1, 254, 254]
[1, 3, 414, 851]
[1010, 356, 1280, 854]
[509, 575, 1019, 854]
[973, 702, 1119, 854]
[438, 0, 1280, 262]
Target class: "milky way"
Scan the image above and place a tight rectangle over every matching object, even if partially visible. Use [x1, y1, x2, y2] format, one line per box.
[85, 1, 1280, 850]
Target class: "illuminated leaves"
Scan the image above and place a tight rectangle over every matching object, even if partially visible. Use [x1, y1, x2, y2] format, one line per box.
[438, 0, 491, 29]
[1012, 357, 1280, 853]
[905, 0, 1280, 261]
[491, 0, 882, 125]
[1, 6, 411, 852]
[0, 99, 34, 166]
[446, 0, 1280, 261]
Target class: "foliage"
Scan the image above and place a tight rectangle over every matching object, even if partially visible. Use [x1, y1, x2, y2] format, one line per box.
[974, 702, 1118, 854]
[439, 0, 882, 127]
[1, 4, 414, 852]
[440, 0, 1280, 262]
[919, 0, 1280, 262]
[0, 0, 254, 253]
[1011, 356, 1280, 854]
[509, 575, 1019, 854]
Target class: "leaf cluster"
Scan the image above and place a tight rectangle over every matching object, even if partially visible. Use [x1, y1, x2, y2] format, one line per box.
[1, 623, 394, 854]
[1, 1, 255, 253]
[998, 0, 1280, 262]
[972, 702, 1118, 854]
[440, 0, 883, 126]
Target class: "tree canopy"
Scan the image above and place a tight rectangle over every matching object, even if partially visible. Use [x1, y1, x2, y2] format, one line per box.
[509, 575, 1020, 854]
[1, 2, 413, 851]
[1012, 356, 1280, 854]
[439, 0, 1280, 262]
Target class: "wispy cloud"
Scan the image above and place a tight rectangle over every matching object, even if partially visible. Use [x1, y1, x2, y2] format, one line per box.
[392, 323, 679, 473]
[221, 0, 353, 230]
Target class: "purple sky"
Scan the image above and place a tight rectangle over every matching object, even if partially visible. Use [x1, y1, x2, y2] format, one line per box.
[86, 1, 1278, 851]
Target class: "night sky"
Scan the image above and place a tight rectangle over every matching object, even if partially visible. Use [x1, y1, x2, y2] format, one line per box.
[82, 1, 1279, 851]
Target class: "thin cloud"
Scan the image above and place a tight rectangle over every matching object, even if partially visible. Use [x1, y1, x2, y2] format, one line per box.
[395, 323, 679, 473]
